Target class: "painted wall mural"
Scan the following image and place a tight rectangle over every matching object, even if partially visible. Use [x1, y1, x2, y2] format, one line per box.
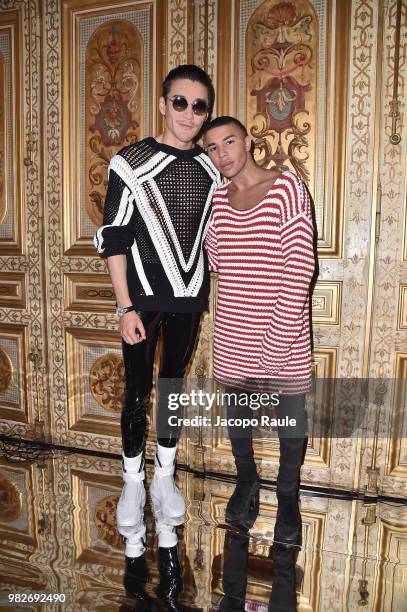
[85, 20, 142, 228]
[94, 494, 123, 549]
[89, 352, 125, 413]
[246, 0, 317, 182]
[0, 473, 22, 522]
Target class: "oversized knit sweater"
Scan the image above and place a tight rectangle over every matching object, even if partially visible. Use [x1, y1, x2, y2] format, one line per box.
[94, 138, 220, 312]
[205, 170, 315, 388]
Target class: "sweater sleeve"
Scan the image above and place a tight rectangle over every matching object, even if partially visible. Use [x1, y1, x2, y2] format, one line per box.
[258, 174, 315, 375]
[93, 161, 136, 257]
[205, 212, 219, 272]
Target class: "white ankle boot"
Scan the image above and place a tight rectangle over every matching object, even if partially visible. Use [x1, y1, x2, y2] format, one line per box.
[116, 452, 146, 537]
[150, 444, 185, 527]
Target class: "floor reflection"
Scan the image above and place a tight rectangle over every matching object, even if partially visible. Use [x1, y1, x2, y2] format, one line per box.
[0, 445, 406, 611]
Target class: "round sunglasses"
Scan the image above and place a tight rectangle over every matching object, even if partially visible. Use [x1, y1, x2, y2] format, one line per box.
[166, 95, 209, 116]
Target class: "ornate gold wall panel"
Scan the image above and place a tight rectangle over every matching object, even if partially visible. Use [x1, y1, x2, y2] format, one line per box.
[193, 0, 217, 85]
[62, 0, 153, 254]
[167, 0, 192, 68]
[230, 0, 350, 256]
[348, 502, 407, 610]
[358, 0, 407, 498]
[0, 50, 5, 223]
[386, 354, 407, 478]
[65, 328, 124, 437]
[398, 284, 407, 329]
[319, 0, 383, 492]
[64, 273, 115, 311]
[0, 9, 24, 254]
[216, 0, 237, 117]
[84, 20, 143, 228]
[0, 324, 28, 424]
[312, 281, 342, 325]
[0, 272, 26, 308]
[0, 459, 38, 556]
[0, 457, 60, 597]
[71, 470, 124, 563]
[0, 0, 47, 444]
[246, 1, 318, 184]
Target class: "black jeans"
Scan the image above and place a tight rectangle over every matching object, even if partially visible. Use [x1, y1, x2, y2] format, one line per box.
[225, 388, 307, 495]
[121, 311, 202, 457]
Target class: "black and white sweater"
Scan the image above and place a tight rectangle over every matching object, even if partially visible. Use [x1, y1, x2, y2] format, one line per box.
[94, 137, 221, 312]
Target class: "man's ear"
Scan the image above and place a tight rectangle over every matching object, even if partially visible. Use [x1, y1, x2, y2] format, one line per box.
[158, 96, 166, 117]
[244, 135, 252, 151]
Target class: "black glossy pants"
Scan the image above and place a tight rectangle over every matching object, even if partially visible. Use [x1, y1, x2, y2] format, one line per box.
[121, 311, 202, 457]
[225, 389, 307, 496]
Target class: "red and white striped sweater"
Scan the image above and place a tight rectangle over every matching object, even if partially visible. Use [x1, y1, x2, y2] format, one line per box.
[205, 170, 315, 389]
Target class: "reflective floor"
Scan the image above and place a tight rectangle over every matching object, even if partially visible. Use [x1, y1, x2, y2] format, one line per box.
[0, 443, 406, 611]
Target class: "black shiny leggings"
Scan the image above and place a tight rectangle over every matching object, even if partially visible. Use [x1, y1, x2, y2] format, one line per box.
[121, 311, 202, 457]
[225, 388, 307, 495]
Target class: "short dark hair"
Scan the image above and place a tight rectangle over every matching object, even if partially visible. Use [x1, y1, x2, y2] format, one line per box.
[162, 64, 215, 113]
[203, 115, 248, 137]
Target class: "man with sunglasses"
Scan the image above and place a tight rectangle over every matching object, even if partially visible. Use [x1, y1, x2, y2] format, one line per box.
[94, 64, 220, 605]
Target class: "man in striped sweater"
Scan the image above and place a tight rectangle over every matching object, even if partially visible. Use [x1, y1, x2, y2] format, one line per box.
[94, 65, 220, 604]
[204, 116, 316, 547]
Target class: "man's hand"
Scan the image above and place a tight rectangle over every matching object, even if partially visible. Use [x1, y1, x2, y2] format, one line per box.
[119, 311, 146, 345]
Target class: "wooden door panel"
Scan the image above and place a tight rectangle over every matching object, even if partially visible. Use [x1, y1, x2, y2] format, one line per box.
[0, 2, 46, 442]
[361, 0, 407, 498]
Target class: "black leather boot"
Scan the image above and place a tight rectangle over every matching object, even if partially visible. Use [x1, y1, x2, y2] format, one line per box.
[123, 554, 151, 602]
[156, 545, 182, 610]
[273, 494, 301, 547]
[219, 530, 249, 611]
[268, 542, 297, 611]
[225, 477, 261, 530]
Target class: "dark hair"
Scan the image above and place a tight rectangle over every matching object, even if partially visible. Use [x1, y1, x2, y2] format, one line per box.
[162, 64, 215, 113]
[203, 115, 248, 137]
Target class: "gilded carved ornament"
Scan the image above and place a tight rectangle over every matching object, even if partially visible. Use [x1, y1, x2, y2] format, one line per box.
[86, 21, 142, 227]
[247, 1, 315, 182]
[0, 346, 13, 393]
[89, 353, 125, 412]
[0, 473, 22, 522]
[94, 494, 123, 549]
